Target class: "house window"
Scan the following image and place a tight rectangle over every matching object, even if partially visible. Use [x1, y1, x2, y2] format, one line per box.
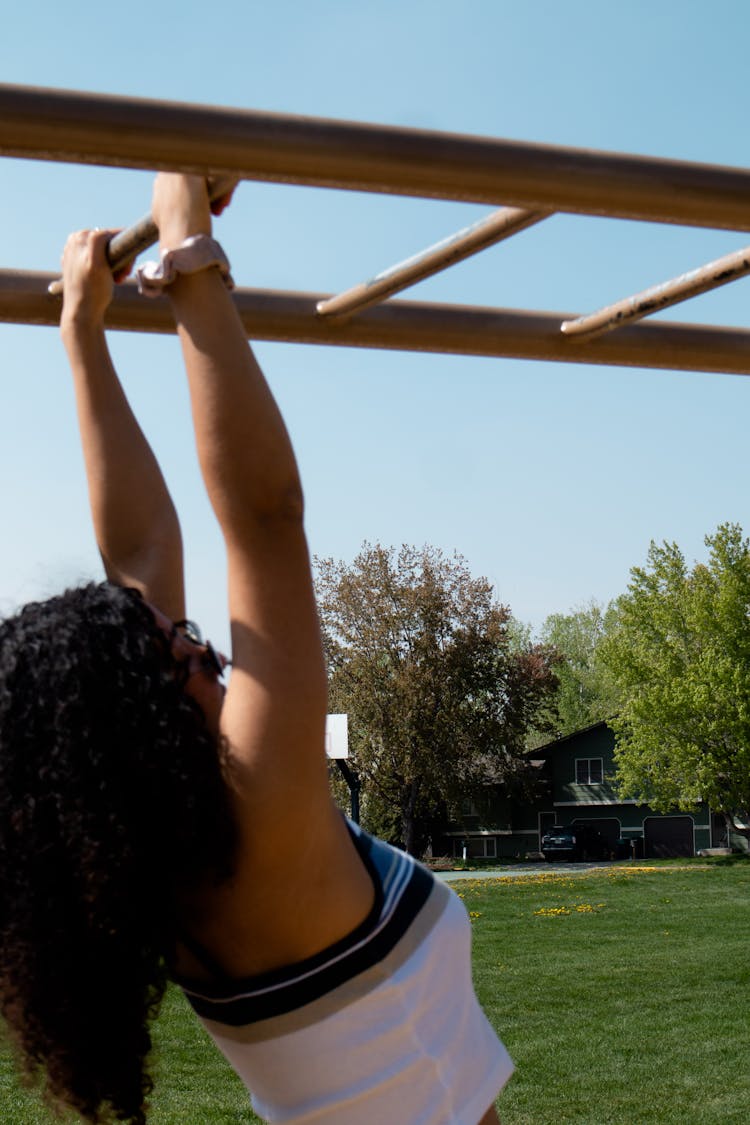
[453, 836, 497, 859]
[576, 758, 603, 784]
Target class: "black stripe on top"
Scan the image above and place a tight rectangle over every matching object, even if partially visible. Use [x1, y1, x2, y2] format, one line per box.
[178, 828, 434, 1028]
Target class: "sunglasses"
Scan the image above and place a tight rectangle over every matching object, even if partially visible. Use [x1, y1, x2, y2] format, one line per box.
[173, 618, 230, 679]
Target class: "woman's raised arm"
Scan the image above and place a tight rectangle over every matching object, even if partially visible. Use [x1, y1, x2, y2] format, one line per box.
[60, 229, 185, 619]
[153, 176, 330, 829]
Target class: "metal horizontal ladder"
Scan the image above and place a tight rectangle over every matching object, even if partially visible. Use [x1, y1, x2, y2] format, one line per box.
[2, 82, 750, 375]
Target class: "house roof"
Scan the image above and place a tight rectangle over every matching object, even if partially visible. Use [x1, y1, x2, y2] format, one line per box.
[528, 718, 613, 757]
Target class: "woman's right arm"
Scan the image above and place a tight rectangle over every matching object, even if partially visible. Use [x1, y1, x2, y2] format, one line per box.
[153, 177, 331, 835]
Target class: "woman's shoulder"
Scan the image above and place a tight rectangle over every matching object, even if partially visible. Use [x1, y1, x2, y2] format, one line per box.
[177, 804, 379, 981]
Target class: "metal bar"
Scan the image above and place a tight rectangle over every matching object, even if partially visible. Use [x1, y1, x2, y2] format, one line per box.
[3, 84, 750, 229]
[46, 175, 237, 296]
[4, 270, 750, 375]
[561, 243, 750, 339]
[316, 207, 548, 318]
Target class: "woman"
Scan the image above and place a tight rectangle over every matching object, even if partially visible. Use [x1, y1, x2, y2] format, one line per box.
[0, 175, 513, 1123]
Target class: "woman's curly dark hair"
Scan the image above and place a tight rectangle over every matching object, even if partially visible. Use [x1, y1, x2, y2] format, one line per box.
[0, 582, 237, 1123]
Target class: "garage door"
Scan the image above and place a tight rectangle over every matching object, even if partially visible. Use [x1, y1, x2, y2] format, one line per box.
[644, 816, 694, 858]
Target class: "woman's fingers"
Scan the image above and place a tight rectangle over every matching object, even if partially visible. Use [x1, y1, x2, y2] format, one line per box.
[62, 227, 113, 265]
[60, 228, 119, 321]
[209, 181, 238, 216]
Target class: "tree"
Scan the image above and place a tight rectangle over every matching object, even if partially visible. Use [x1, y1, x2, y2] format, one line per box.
[600, 523, 750, 843]
[315, 543, 559, 855]
[536, 600, 621, 739]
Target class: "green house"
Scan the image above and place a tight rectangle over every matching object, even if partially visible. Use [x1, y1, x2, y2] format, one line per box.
[435, 721, 724, 860]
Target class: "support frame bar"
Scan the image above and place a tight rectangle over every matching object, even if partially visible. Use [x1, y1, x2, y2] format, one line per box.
[4, 84, 750, 229]
[561, 243, 750, 339]
[4, 270, 750, 375]
[316, 207, 548, 318]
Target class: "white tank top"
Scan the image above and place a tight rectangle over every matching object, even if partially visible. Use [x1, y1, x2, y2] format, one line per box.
[176, 822, 514, 1123]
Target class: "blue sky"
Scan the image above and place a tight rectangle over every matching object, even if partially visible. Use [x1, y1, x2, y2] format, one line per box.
[1, 0, 749, 650]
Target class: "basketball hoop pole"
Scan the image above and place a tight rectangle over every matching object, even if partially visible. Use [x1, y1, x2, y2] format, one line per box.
[335, 759, 361, 825]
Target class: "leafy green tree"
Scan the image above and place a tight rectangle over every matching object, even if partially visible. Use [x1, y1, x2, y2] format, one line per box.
[600, 523, 750, 844]
[536, 601, 621, 739]
[315, 543, 559, 855]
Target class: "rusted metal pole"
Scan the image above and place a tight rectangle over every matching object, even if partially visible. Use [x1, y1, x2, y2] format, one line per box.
[4, 84, 750, 229]
[316, 207, 548, 318]
[561, 243, 750, 339]
[46, 175, 237, 296]
[4, 270, 750, 375]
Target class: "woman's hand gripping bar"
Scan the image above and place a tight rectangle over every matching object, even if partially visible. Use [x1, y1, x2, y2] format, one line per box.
[48, 176, 237, 297]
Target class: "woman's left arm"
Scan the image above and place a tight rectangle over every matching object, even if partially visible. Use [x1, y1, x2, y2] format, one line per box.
[60, 229, 185, 619]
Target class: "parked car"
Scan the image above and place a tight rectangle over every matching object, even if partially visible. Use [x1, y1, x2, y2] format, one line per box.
[541, 824, 610, 862]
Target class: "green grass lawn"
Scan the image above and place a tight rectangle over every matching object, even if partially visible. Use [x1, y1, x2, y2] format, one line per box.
[465, 860, 750, 1124]
[1, 861, 748, 1123]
